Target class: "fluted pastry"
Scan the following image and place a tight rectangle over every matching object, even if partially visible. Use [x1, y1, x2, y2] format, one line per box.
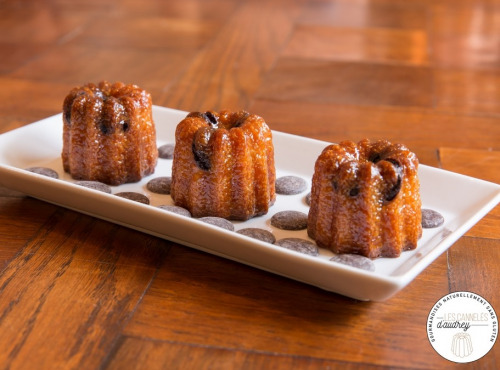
[62, 81, 157, 185]
[171, 110, 275, 220]
[308, 139, 422, 258]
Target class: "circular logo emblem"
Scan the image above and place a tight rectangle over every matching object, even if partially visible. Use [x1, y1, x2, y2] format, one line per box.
[427, 292, 498, 363]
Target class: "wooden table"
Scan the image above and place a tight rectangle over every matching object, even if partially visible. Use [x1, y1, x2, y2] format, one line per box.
[1, 0, 499, 368]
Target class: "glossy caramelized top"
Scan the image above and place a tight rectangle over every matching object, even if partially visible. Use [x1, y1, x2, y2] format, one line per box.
[324, 139, 419, 203]
[63, 81, 152, 133]
[308, 139, 421, 258]
[62, 81, 157, 185]
[171, 110, 275, 220]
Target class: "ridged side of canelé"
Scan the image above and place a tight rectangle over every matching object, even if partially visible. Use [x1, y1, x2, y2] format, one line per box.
[307, 139, 421, 258]
[62, 81, 157, 185]
[171, 110, 276, 221]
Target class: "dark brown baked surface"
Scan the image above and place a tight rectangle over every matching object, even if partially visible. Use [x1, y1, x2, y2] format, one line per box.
[171, 110, 276, 220]
[307, 139, 422, 258]
[62, 81, 157, 185]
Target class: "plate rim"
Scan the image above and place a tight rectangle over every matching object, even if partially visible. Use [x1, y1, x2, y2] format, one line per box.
[1, 105, 499, 301]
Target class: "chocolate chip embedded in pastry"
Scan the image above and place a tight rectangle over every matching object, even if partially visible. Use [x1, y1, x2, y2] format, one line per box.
[171, 110, 276, 221]
[62, 81, 157, 185]
[307, 139, 422, 258]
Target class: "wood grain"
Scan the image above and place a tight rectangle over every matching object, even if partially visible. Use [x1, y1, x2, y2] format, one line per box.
[123, 245, 451, 368]
[157, 0, 303, 111]
[0, 77, 73, 133]
[0, 197, 55, 269]
[0, 209, 169, 368]
[1, 0, 499, 368]
[107, 337, 395, 370]
[446, 237, 500, 369]
[434, 69, 500, 115]
[282, 26, 429, 66]
[298, 0, 428, 30]
[250, 100, 500, 166]
[448, 237, 500, 303]
[431, 1, 500, 69]
[256, 58, 433, 108]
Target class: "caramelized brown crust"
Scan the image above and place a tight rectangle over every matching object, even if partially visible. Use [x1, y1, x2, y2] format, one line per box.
[62, 81, 157, 185]
[171, 110, 276, 220]
[307, 139, 422, 258]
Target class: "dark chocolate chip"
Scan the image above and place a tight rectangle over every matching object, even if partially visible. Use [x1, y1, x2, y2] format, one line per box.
[192, 143, 211, 170]
[74, 180, 112, 193]
[99, 122, 111, 135]
[115, 192, 150, 205]
[422, 209, 445, 228]
[270, 211, 308, 230]
[121, 120, 130, 132]
[99, 108, 113, 135]
[187, 111, 219, 127]
[385, 158, 401, 168]
[158, 205, 192, 217]
[369, 153, 382, 163]
[25, 167, 59, 179]
[275, 176, 308, 195]
[102, 98, 129, 135]
[383, 159, 402, 202]
[330, 254, 375, 271]
[349, 187, 360, 197]
[203, 111, 219, 127]
[63, 106, 71, 125]
[384, 176, 401, 201]
[146, 177, 172, 194]
[237, 228, 276, 244]
[275, 238, 319, 256]
[199, 217, 234, 231]
[158, 143, 175, 159]
[192, 127, 214, 171]
[233, 111, 250, 128]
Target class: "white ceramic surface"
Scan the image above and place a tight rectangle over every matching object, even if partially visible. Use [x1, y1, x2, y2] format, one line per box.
[1, 106, 499, 301]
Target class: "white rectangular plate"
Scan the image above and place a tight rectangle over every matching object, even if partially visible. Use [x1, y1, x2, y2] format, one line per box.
[1, 106, 499, 301]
